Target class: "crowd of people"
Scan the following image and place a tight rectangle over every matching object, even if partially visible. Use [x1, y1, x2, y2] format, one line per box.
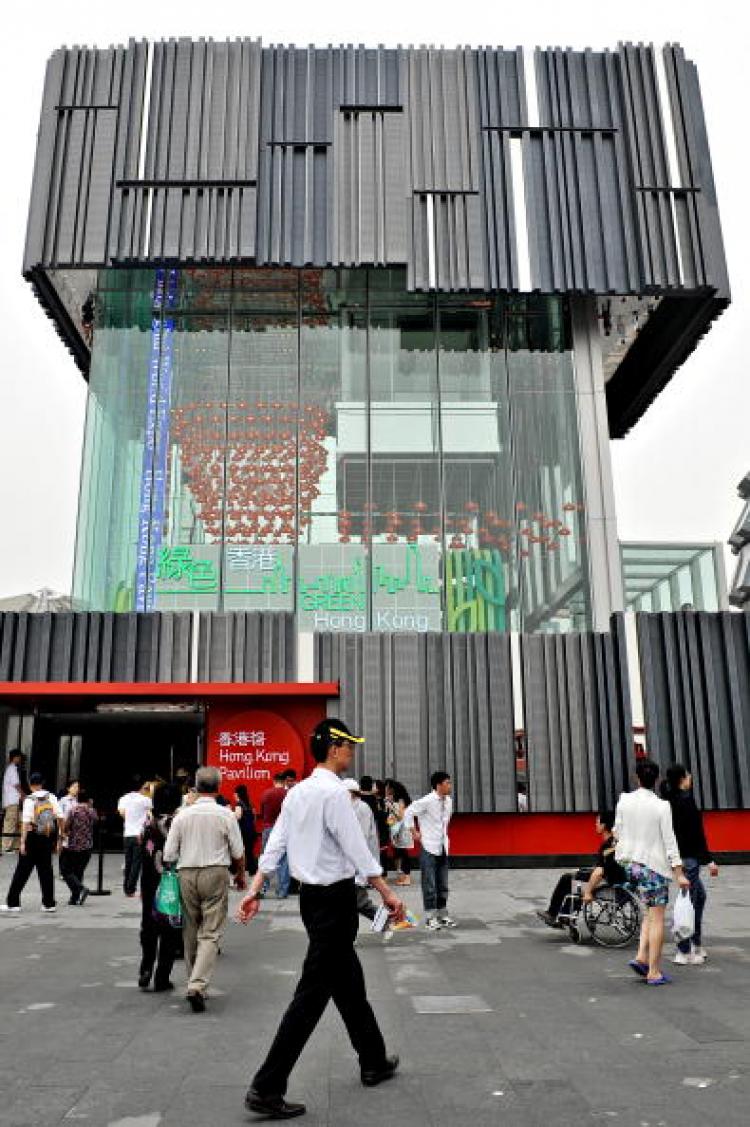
[0, 733, 723, 1119]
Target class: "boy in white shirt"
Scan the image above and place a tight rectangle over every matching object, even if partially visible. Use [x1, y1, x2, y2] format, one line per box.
[404, 771, 454, 930]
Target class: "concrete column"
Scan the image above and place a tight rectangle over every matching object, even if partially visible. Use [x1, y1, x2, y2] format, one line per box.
[571, 299, 624, 630]
[296, 632, 315, 682]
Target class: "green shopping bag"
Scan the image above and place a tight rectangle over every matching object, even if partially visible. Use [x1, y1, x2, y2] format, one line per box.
[153, 868, 183, 928]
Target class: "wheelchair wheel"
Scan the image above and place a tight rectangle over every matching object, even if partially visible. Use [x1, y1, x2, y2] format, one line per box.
[583, 886, 641, 948]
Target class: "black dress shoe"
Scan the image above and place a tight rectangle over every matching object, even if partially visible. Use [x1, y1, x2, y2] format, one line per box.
[138, 971, 151, 990]
[153, 980, 175, 993]
[187, 992, 206, 1013]
[536, 910, 562, 929]
[361, 1054, 399, 1087]
[244, 1088, 306, 1118]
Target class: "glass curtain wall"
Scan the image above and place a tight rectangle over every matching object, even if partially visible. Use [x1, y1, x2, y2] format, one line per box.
[73, 268, 591, 631]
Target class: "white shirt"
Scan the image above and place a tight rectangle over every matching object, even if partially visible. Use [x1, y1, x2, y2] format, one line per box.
[614, 787, 682, 879]
[352, 797, 379, 863]
[59, 794, 77, 820]
[21, 790, 62, 825]
[118, 791, 153, 838]
[163, 797, 244, 869]
[259, 767, 383, 887]
[404, 791, 452, 856]
[2, 763, 21, 808]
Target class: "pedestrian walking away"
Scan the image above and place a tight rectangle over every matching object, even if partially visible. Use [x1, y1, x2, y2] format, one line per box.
[118, 778, 153, 896]
[233, 784, 259, 876]
[138, 784, 183, 992]
[2, 750, 25, 853]
[660, 764, 719, 965]
[342, 778, 379, 920]
[163, 766, 246, 1012]
[237, 718, 405, 1121]
[259, 772, 291, 897]
[1, 773, 65, 913]
[60, 788, 97, 906]
[614, 759, 690, 985]
[404, 771, 454, 930]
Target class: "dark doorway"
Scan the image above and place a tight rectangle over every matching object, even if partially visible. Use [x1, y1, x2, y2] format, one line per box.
[32, 709, 202, 843]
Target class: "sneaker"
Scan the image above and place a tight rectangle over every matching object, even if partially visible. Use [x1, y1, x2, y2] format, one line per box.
[78, 888, 90, 907]
[687, 951, 706, 965]
[439, 914, 457, 928]
[425, 916, 442, 930]
[692, 945, 708, 960]
[0, 904, 21, 913]
[187, 992, 206, 1013]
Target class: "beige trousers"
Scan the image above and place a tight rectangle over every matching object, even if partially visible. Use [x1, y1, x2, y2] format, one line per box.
[178, 865, 230, 997]
[2, 805, 20, 852]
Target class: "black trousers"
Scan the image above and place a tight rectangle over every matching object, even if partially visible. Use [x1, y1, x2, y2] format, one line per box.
[547, 867, 593, 918]
[6, 834, 56, 908]
[140, 908, 181, 986]
[253, 878, 387, 1097]
[60, 848, 92, 902]
[394, 847, 411, 876]
[123, 836, 143, 894]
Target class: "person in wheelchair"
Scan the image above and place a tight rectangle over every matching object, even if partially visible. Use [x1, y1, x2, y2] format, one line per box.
[537, 810, 625, 928]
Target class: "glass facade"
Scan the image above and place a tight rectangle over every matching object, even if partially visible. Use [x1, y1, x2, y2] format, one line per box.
[73, 268, 591, 632]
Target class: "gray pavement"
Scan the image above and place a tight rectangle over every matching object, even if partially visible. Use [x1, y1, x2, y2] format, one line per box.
[1, 856, 749, 1127]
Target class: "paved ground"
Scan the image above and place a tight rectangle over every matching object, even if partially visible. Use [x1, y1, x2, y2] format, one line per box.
[1, 857, 750, 1127]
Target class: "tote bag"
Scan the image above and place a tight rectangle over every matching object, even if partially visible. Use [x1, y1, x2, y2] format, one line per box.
[153, 868, 183, 929]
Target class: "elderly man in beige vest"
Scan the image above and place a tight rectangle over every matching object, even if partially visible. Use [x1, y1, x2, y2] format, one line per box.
[163, 766, 246, 1012]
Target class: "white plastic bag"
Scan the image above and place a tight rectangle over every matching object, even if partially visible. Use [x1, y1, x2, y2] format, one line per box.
[672, 888, 695, 942]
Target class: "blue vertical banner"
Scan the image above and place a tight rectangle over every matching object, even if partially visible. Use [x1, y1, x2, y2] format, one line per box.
[135, 269, 165, 611]
[145, 268, 178, 610]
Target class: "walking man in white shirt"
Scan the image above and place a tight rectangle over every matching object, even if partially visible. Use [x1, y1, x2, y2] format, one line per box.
[237, 719, 405, 1120]
[1, 772, 65, 912]
[117, 778, 153, 896]
[2, 750, 25, 853]
[163, 766, 246, 1012]
[404, 771, 454, 930]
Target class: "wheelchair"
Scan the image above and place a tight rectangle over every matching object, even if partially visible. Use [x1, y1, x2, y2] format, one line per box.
[557, 878, 642, 947]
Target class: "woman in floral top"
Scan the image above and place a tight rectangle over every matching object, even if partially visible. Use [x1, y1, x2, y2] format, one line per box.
[138, 784, 182, 992]
[60, 787, 97, 905]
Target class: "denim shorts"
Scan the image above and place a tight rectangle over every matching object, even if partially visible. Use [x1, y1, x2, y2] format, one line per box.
[623, 861, 669, 908]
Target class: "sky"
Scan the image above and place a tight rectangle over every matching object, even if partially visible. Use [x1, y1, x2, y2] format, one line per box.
[0, 0, 746, 598]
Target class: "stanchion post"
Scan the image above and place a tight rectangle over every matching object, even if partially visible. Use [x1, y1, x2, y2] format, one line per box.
[88, 814, 111, 897]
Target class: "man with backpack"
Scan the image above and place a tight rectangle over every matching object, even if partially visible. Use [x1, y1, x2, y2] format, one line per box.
[1, 773, 65, 913]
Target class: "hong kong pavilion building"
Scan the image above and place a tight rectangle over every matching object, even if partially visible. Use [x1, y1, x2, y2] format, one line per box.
[5, 37, 741, 841]
[22, 37, 729, 636]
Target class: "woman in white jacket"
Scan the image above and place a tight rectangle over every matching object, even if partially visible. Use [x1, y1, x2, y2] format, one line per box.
[614, 759, 690, 985]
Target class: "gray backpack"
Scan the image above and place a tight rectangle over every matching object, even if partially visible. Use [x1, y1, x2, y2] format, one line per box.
[32, 794, 57, 837]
